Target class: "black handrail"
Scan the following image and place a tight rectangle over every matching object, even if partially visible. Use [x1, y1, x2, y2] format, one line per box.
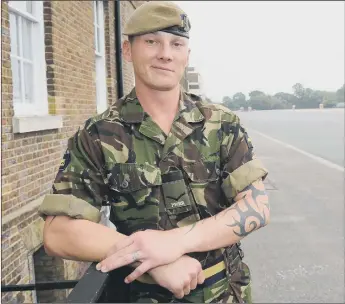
[2, 263, 131, 303]
[66, 262, 109, 303]
[67, 262, 131, 303]
[1, 280, 78, 292]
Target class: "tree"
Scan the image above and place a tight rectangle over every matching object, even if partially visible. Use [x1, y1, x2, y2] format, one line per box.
[249, 90, 265, 98]
[248, 96, 271, 110]
[220, 83, 342, 111]
[336, 84, 344, 103]
[232, 92, 246, 109]
[292, 83, 305, 99]
[274, 92, 298, 107]
[233, 92, 246, 102]
[222, 96, 235, 109]
[269, 95, 286, 109]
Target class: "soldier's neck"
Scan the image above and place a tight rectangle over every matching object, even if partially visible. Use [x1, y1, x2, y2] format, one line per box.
[135, 84, 180, 135]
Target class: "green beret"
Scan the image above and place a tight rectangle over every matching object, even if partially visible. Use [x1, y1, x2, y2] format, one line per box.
[123, 1, 191, 38]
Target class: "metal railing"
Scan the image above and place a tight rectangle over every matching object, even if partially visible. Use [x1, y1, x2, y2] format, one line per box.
[1, 263, 130, 303]
[1, 280, 78, 292]
[67, 263, 131, 303]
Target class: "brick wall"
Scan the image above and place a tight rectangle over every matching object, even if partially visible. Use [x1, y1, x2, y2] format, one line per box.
[121, 1, 137, 94]
[1, 1, 146, 303]
[33, 246, 66, 303]
[103, 0, 117, 103]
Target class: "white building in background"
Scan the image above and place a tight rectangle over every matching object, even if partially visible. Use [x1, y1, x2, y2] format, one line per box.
[186, 66, 205, 97]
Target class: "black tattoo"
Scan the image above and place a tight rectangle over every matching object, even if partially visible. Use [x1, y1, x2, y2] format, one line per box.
[184, 182, 269, 236]
[185, 222, 197, 234]
[226, 183, 269, 237]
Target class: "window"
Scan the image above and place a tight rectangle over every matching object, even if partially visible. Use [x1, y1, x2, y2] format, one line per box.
[94, 1, 108, 114]
[189, 84, 200, 90]
[188, 72, 199, 83]
[8, 1, 48, 117]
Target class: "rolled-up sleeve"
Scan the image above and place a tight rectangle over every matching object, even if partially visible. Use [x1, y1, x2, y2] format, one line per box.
[220, 116, 268, 201]
[38, 122, 107, 223]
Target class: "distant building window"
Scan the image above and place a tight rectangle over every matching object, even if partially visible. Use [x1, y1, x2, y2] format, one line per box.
[94, 1, 108, 113]
[8, 1, 48, 116]
[189, 84, 200, 90]
[187, 72, 199, 83]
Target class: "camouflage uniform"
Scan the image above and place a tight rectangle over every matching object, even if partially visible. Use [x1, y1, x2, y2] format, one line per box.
[39, 89, 268, 303]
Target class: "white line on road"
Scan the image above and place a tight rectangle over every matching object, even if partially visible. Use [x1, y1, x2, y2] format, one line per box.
[249, 129, 344, 172]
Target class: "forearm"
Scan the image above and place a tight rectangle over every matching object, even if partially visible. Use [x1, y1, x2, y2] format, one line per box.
[44, 215, 187, 278]
[43, 215, 127, 262]
[177, 180, 270, 254]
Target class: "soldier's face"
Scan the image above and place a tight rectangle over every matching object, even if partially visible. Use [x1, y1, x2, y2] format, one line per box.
[123, 31, 190, 91]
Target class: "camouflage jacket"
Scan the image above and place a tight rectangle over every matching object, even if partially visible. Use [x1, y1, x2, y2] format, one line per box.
[39, 88, 268, 303]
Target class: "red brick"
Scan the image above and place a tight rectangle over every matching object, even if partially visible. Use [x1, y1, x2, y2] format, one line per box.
[1, 1, 145, 302]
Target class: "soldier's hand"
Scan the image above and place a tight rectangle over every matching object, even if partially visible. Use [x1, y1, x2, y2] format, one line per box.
[96, 229, 185, 282]
[148, 255, 205, 299]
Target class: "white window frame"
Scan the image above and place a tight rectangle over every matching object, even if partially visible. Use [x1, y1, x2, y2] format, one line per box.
[94, 1, 108, 114]
[8, 1, 48, 117]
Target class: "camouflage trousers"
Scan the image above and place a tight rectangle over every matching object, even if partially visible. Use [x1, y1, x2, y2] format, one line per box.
[130, 262, 252, 303]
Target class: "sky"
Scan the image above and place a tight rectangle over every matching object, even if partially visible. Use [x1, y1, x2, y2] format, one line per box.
[174, 1, 344, 103]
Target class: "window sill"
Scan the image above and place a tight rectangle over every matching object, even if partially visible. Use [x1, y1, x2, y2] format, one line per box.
[12, 115, 63, 133]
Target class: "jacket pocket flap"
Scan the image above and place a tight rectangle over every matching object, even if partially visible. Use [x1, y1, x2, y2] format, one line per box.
[109, 163, 162, 193]
[183, 161, 220, 182]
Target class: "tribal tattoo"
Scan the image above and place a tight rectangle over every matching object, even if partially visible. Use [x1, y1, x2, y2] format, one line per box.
[184, 179, 269, 237]
[225, 180, 269, 237]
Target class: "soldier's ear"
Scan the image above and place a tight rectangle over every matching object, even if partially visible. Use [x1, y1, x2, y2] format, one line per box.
[123, 40, 132, 63]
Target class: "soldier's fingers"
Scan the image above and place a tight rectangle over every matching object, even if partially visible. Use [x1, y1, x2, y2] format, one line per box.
[125, 261, 152, 283]
[190, 275, 198, 290]
[97, 244, 138, 272]
[174, 290, 185, 299]
[183, 284, 191, 296]
[197, 271, 205, 285]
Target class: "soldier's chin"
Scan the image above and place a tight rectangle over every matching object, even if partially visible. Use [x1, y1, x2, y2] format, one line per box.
[149, 82, 178, 91]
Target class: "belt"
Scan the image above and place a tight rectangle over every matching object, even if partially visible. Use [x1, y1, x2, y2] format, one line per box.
[136, 255, 226, 286]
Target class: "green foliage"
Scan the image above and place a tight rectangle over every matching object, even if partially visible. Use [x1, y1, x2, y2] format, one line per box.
[221, 84, 344, 111]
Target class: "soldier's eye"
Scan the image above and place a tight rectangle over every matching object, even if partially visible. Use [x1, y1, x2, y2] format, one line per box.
[146, 39, 156, 45]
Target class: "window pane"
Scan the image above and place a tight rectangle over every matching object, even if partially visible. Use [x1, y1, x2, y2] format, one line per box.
[97, 27, 101, 53]
[97, 1, 102, 26]
[9, 13, 20, 56]
[94, 26, 98, 52]
[11, 57, 22, 101]
[94, 1, 99, 25]
[23, 62, 33, 103]
[95, 74, 100, 105]
[22, 18, 32, 60]
[26, 1, 33, 14]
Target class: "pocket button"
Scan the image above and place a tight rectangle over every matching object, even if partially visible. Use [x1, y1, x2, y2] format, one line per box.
[121, 180, 129, 189]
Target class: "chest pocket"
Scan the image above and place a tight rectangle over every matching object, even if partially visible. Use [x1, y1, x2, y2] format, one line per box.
[161, 169, 200, 228]
[108, 163, 162, 234]
[183, 160, 222, 217]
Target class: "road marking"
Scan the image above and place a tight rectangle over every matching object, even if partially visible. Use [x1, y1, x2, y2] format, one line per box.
[249, 129, 344, 172]
[276, 264, 329, 280]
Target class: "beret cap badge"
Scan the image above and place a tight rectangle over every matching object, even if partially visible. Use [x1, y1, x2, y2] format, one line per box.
[180, 14, 191, 32]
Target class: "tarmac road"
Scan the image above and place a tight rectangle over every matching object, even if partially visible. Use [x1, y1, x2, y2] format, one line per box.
[238, 108, 344, 167]
[236, 109, 344, 303]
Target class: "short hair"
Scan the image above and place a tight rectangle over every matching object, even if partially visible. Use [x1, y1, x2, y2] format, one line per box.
[128, 35, 135, 44]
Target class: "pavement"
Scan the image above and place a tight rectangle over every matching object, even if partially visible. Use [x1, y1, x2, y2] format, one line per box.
[236, 109, 344, 303]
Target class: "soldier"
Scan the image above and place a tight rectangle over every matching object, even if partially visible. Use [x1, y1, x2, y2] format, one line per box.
[39, 1, 270, 303]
